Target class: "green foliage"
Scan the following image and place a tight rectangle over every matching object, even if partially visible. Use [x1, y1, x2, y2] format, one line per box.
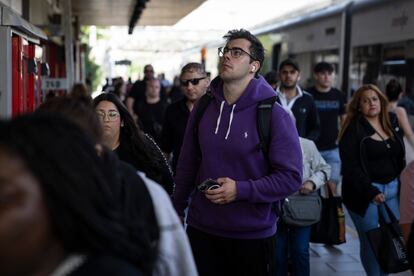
[258, 34, 274, 73]
[128, 63, 140, 79]
[80, 26, 108, 43]
[80, 26, 104, 91]
[84, 44, 102, 92]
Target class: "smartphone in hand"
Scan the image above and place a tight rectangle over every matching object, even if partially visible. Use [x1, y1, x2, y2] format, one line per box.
[198, 178, 220, 192]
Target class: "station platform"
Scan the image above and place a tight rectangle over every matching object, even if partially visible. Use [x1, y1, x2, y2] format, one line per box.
[310, 214, 411, 276]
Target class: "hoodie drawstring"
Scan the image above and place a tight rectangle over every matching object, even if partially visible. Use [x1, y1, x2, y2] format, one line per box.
[225, 104, 236, 140]
[215, 101, 225, 134]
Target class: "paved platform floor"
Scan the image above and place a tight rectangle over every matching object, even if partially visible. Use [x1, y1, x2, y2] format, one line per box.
[309, 213, 411, 276]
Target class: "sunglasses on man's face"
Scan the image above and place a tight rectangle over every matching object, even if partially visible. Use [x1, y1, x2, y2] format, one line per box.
[180, 77, 206, 87]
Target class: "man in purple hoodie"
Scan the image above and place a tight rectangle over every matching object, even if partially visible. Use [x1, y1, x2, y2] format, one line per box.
[173, 29, 302, 276]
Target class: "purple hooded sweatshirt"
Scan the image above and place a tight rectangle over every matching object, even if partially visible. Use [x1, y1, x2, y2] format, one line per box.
[173, 75, 302, 239]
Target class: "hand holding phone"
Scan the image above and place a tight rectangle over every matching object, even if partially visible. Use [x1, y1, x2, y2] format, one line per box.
[198, 178, 220, 192]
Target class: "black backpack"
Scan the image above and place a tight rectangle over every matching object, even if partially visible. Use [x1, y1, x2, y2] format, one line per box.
[192, 92, 277, 161]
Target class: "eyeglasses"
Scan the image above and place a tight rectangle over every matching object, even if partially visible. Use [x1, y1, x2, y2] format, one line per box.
[180, 77, 206, 87]
[96, 110, 120, 121]
[218, 46, 256, 60]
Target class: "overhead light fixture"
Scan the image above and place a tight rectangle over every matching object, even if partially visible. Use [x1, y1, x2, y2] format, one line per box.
[128, 0, 149, 34]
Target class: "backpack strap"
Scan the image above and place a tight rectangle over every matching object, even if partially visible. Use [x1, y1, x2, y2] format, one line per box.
[193, 93, 276, 161]
[193, 91, 214, 157]
[256, 96, 277, 159]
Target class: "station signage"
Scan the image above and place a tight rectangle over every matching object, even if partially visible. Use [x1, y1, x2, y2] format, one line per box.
[41, 78, 68, 90]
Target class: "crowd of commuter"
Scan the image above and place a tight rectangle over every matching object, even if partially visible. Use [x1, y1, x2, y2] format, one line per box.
[1, 28, 414, 276]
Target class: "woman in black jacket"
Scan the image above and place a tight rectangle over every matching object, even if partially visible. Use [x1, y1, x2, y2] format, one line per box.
[93, 93, 174, 195]
[338, 84, 405, 276]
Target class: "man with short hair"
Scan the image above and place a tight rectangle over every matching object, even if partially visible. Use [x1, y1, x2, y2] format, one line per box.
[276, 59, 320, 142]
[127, 64, 156, 119]
[135, 78, 167, 145]
[161, 62, 209, 173]
[307, 61, 346, 193]
[173, 29, 302, 276]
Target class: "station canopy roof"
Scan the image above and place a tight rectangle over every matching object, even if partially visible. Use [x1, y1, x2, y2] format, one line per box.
[72, 0, 206, 26]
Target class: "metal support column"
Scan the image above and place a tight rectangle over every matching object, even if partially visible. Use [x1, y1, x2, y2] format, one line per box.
[0, 27, 12, 119]
[62, 0, 74, 91]
[339, 3, 353, 99]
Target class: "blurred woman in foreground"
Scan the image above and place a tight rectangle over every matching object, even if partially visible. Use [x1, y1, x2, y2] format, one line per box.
[0, 113, 157, 275]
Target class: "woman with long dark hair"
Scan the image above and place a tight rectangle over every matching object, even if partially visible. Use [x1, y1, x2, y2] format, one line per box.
[38, 95, 197, 275]
[0, 113, 158, 275]
[93, 93, 174, 195]
[338, 84, 405, 275]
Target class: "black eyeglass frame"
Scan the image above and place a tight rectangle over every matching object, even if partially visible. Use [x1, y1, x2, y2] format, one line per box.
[180, 77, 207, 87]
[218, 46, 257, 61]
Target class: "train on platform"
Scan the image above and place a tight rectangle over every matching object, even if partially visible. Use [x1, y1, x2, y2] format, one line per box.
[197, 0, 414, 101]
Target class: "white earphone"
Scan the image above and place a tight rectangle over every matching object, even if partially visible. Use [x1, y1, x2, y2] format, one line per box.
[252, 65, 256, 72]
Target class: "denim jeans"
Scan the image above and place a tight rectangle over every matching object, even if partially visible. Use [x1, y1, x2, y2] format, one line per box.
[275, 224, 311, 276]
[348, 179, 400, 276]
[320, 147, 341, 185]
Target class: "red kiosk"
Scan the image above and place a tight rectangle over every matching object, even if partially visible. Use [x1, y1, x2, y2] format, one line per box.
[0, 4, 47, 118]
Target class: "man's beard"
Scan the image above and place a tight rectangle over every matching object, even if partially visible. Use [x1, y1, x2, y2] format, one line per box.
[281, 82, 296, 90]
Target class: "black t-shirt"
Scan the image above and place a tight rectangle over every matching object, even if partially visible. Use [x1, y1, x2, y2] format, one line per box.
[308, 87, 346, 150]
[136, 100, 167, 145]
[363, 137, 403, 184]
[128, 79, 167, 113]
[167, 86, 184, 104]
[128, 80, 147, 109]
[161, 99, 190, 173]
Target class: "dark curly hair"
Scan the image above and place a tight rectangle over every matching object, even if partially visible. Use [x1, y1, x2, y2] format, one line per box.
[0, 113, 158, 275]
[223, 29, 265, 72]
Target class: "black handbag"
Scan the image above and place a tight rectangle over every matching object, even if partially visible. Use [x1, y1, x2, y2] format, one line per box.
[282, 192, 322, 227]
[366, 203, 410, 273]
[310, 187, 346, 245]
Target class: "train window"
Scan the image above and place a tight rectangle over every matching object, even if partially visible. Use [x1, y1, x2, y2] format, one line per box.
[325, 27, 335, 36]
[383, 46, 405, 60]
[272, 44, 281, 71]
[381, 60, 406, 76]
[313, 50, 339, 71]
[350, 45, 382, 88]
